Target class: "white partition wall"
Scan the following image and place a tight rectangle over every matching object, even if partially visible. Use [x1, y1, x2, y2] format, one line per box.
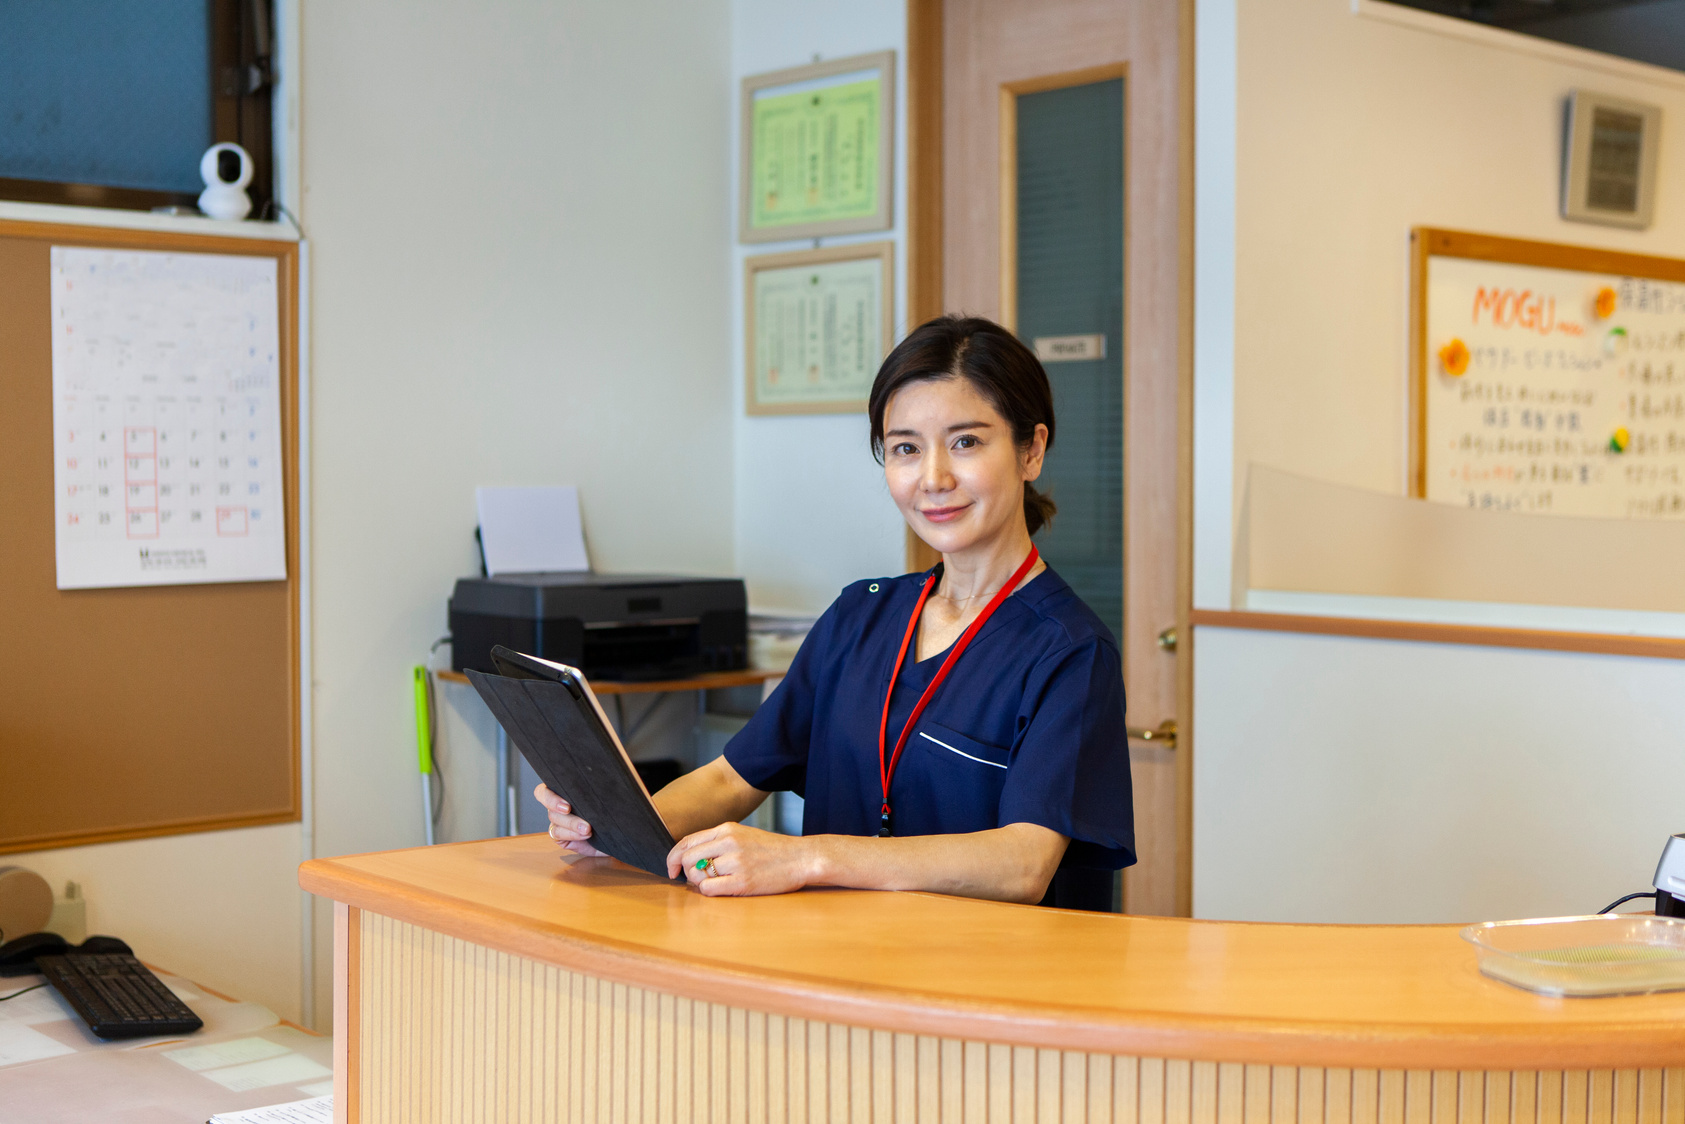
[1193, 626, 1685, 923]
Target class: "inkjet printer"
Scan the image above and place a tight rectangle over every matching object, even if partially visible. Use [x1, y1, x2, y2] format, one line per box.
[448, 572, 748, 681]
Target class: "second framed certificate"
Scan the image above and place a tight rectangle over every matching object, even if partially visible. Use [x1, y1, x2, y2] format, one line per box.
[746, 241, 894, 416]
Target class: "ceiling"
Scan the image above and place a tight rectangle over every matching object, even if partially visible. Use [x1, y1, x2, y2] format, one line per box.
[1385, 0, 1685, 71]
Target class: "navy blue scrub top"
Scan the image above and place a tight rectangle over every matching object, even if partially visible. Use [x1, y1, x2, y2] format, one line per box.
[724, 565, 1135, 871]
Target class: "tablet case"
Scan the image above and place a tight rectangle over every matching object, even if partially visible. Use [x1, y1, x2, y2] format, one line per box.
[465, 651, 677, 878]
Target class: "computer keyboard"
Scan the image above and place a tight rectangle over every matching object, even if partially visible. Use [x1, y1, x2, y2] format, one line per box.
[35, 953, 204, 1039]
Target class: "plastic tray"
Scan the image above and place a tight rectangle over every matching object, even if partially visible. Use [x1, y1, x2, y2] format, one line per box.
[1462, 914, 1685, 997]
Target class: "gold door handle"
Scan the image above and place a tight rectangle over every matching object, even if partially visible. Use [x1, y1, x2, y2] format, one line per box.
[1126, 719, 1177, 749]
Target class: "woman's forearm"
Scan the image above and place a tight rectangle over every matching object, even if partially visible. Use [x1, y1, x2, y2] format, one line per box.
[652, 756, 768, 839]
[802, 822, 1068, 904]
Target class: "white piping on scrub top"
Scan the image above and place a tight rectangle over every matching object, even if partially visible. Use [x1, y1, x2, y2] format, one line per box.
[918, 731, 1008, 769]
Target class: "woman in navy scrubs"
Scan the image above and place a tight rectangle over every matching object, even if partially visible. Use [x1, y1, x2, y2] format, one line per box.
[538, 316, 1134, 909]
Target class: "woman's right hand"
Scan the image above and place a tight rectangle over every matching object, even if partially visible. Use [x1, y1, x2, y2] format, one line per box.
[534, 783, 608, 857]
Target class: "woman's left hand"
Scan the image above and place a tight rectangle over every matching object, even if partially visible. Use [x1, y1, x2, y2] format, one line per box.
[667, 823, 818, 897]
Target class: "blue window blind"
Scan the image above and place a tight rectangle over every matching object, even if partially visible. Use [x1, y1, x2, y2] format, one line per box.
[0, 0, 212, 194]
[1014, 78, 1125, 646]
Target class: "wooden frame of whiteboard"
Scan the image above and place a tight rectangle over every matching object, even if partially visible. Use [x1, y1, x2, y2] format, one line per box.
[0, 219, 301, 853]
[1408, 226, 1685, 499]
[743, 240, 894, 417]
[738, 51, 896, 244]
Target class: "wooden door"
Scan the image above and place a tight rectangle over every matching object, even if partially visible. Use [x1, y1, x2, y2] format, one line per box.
[906, 0, 1191, 915]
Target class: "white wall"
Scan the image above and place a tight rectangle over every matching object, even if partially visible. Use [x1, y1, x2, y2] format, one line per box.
[17, 825, 303, 1023]
[730, 0, 909, 614]
[1192, 0, 1685, 921]
[300, 0, 734, 1024]
[1194, 628, 1685, 923]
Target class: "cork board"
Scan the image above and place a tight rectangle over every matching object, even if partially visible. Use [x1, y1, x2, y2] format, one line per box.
[0, 219, 300, 853]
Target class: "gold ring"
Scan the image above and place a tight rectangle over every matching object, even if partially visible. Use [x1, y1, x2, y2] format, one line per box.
[703, 858, 718, 878]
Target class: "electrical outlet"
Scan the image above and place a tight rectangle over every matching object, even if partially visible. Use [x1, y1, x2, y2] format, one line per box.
[47, 881, 86, 943]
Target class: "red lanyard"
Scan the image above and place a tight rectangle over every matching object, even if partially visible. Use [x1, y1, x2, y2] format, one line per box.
[876, 546, 1039, 836]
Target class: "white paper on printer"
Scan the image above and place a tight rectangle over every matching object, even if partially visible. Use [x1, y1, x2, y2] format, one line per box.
[475, 486, 589, 575]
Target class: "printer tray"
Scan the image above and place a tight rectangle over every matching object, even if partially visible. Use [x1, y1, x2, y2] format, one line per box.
[465, 665, 677, 879]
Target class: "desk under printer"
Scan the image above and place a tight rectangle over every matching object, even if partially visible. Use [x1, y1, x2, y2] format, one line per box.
[449, 572, 748, 680]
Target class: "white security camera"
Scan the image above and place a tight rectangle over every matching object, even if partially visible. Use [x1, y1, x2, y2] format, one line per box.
[198, 142, 254, 221]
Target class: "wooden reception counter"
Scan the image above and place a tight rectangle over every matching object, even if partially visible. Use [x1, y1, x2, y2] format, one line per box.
[301, 835, 1685, 1123]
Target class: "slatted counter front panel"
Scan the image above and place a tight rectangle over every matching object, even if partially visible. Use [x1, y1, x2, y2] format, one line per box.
[355, 911, 1685, 1124]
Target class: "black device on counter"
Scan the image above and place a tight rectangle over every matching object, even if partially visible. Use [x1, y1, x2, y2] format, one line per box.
[1652, 834, 1685, 917]
[449, 572, 748, 680]
[1594, 833, 1685, 917]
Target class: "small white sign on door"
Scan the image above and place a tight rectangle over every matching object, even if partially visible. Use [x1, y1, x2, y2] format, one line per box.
[1033, 334, 1106, 363]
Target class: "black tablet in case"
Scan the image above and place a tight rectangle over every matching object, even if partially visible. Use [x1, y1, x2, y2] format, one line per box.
[466, 645, 678, 878]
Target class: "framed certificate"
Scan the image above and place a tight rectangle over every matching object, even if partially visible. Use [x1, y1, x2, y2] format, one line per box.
[739, 51, 895, 243]
[745, 241, 894, 416]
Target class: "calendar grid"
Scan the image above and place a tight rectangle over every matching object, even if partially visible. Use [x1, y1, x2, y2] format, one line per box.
[51, 246, 288, 589]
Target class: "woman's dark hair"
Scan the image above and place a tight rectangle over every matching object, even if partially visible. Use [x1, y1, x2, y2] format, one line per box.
[868, 315, 1057, 535]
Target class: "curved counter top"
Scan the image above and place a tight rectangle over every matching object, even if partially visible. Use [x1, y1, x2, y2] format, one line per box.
[299, 834, 1685, 1071]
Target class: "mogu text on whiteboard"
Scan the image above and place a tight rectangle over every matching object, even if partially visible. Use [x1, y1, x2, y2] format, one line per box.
[51, 247, 288, 589]
[1423, 256, 1685, 519]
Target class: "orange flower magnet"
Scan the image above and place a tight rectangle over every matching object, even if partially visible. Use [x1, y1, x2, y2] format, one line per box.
[1439, 338, 1470, 377]
[1595, 286, 1617, 319]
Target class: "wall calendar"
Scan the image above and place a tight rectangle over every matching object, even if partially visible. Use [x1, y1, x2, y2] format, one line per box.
[51, 246, 287, 589]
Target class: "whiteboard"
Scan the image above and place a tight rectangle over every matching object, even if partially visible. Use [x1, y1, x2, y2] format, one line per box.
[1418, 237, 1685, 520]
[51, 246, 288, 588]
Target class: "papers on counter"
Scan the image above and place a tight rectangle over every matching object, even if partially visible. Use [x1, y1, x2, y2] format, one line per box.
[0, 1023, 334, 1123]
[0, 1021, 77, 1067]
[195, 1050, 331, 1093]
[0, 968, 278, 1058]
[208, 1094, 333, 1123]
[164, 1034, 293, 1071]
[0, 983, 70, 1026]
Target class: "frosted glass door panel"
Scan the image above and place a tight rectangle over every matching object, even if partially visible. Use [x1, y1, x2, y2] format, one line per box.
[1015, 79, 1125, 645]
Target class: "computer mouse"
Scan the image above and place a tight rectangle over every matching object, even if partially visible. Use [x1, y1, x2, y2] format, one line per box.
[0, 931, 69, 977]
[74, 935, 132, 957]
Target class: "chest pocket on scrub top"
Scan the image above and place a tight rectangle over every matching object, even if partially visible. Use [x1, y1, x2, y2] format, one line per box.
[914, 721, 1011, 821]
